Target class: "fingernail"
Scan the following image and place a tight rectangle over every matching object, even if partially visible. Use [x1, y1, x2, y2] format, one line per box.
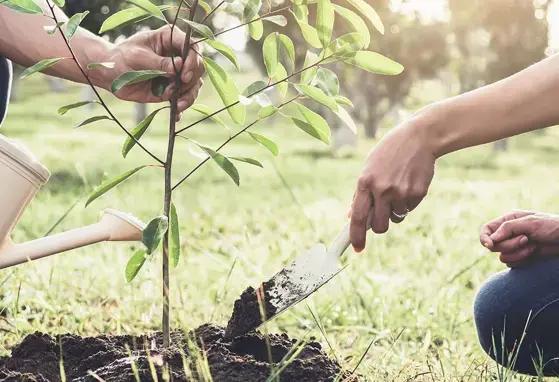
[520, 236, 528, 245]
[184, 71, 193, 83]
[483, 241, 489, 248]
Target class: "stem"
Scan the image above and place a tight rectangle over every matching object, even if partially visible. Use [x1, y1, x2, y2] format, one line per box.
[161, 0, 199, 349]
[46, 1, 165, 165]
[193, 5, 291, 45]
[173, 95, 299, 190]
[175, 55, 329, 135]
[201, 0, 225, 23]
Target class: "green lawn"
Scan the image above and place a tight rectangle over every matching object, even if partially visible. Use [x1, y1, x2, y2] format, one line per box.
[1, 73, 558, 381]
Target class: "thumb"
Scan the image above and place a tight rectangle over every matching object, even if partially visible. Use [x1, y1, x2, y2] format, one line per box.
[490, 218, 532, 243]
[136, 53, 182, 76]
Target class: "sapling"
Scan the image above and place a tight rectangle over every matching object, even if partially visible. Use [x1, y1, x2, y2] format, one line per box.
[4, 0, 403, 348]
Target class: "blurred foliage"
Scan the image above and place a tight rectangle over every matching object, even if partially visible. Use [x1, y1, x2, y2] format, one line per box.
[449, 0, 551, 92]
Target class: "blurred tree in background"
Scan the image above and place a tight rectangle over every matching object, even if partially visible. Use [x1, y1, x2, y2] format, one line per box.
[448, 0, 551, 151]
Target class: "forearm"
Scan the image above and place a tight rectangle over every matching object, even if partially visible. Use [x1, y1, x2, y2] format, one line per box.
[0, 1, 113, 88]
[420, 53, 559, 157]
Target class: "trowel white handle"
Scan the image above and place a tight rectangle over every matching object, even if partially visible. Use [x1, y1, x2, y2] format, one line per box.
[328, 221, 351, 258]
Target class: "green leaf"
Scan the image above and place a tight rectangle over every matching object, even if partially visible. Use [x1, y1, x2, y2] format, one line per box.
[99, 5, 172, 34]
[292, 118, 330, 144]
[86, 166, 148, 207]
[126, 0, 166, 21]
[205, 39, 240, 70]
[200, 146, 240, 186]
[263, 32, 279, 77]
[344, 51, 404, 75]
[111, 70, 167, 94]
[325, 33, 365, 58]
[151, 76, 170, 97]
[262, 15, 287, 26]
[314, 68, 339, 96]
[58, 101, 98, 115]
[335, 106, 357, 134]
[333, 4, 370, 48]
[231, 157, 263, 168]
[65, 11, 89, 40]
[142, 216, 169, 253]
[258, 105, 278, 119]
[125, 249, 147, 282]
[191, 104, 229, 134]
[335, 95, 354, 107]
[170, 203, 181, 268]
[122, 107, 166, 158]
[272, 63, 288, 96]
[294, 84, 338, 111]
[182, 19, 215, 40]
[293, 4, 308, 22]
[301, 51, 319, 85]
[243, 0, 261, 22]
[87, 62, 115, 69]
[198, 0, 212, 13]
[278, 34, 295, 68]
[44, 22, 65, 35]
[203, 57, 245, 125]
[295, 103, 331, 144]
[51, 0, 64, 6]
[292, 14, 322, 49]
[20, 58, 64, 79]
[316, 0, 334, 48]
[249, 19, 263, 40]
[242, 80, 267, 97]
[1, 0, 42, 14]
[345, 0, 384, 35]
[73, 115, 112, 129]
[249, 132, 279, 156]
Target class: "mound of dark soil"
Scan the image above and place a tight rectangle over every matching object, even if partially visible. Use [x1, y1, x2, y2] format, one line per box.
[0, 324, 356, 381]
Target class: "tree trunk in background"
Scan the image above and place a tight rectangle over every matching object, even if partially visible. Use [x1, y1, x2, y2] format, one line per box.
[364, 112, 378, 139]
[493, 139, 509, 152]
[81, 85, 96, 110]
[134, 103, 148, 125]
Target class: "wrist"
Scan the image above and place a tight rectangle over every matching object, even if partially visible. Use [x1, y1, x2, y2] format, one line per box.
[81, 37, 116, 91]
[405, 102, 450, 160]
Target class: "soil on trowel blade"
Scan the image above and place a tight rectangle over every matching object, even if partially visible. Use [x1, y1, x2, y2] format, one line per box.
[0, 324, 356, 381]
[225, 279, 277, 340]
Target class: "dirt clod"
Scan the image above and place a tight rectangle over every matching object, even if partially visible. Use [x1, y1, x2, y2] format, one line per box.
[0, 324, 356, 381]
[224, 279, 277, 340]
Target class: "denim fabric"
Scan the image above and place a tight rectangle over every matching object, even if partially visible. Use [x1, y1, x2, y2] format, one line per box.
[474, 257, 559, 376]
[0, 57, 12, 127]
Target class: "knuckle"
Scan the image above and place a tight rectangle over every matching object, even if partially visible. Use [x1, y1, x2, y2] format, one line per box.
[357, 176, 371, 190]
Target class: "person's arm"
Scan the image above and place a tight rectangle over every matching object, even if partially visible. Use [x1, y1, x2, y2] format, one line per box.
[0, 2, 205, 113]
[350, 53, 559, 252]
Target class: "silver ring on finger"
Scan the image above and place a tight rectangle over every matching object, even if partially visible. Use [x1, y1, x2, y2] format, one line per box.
[391, 208, 410, 220]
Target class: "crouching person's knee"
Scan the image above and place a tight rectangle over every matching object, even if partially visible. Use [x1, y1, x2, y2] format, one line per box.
[474, 264, 559, 376]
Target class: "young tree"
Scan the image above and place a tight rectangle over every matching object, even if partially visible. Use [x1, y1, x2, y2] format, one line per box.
[4, 0, 402, 347]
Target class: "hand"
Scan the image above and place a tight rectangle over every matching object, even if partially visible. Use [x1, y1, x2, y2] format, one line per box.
[349, 115, 436, 252]
[91, 26, 205, 119]
[480, 211, 559, 268]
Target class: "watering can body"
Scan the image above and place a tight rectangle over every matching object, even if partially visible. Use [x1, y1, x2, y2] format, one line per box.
[0, 133, 145, 269]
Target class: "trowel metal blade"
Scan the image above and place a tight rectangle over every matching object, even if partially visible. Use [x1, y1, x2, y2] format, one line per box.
[258, 243, 345, 327]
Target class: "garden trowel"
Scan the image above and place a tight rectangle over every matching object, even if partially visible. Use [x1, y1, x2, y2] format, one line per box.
[225, 220, 352, 339]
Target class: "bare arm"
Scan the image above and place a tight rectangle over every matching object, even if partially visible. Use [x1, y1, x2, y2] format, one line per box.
[0, 1, 205, 112]
[350, 53, 559, 252]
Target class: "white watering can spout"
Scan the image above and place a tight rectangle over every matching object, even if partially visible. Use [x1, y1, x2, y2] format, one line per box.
[0, 133, 145, 270]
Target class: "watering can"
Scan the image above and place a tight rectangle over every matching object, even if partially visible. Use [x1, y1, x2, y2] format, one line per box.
[0, 133, 146, 269]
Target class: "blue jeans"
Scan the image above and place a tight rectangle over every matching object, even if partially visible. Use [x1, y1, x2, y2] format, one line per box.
[474, 257, 559, 376]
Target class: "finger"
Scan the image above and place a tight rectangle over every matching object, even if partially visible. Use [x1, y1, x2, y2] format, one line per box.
[390, 200, 408, 224]
[490, 218, 533, 243]
[158, 25, 188, 56]
[177, 79, 203, 113]
[371, 196, 390, 234]
[490, 235, 529, 253]
[499, 243, 537, 264]
[182, 48, 205, 84]
[350, 188, 372, 253]
[175, 112, 182, 122]
[480, 215, 507, 249]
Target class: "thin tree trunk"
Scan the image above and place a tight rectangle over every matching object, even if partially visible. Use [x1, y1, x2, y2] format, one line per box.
[493, 139, 509, 152]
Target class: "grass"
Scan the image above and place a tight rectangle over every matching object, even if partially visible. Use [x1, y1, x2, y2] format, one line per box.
[1, 71, 558, 381]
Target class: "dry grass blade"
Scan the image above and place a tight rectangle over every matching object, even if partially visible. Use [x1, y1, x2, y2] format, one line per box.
[210, 256, 238, 321]
[125, 344, 141, 382]
[306, 302, 339, 362]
